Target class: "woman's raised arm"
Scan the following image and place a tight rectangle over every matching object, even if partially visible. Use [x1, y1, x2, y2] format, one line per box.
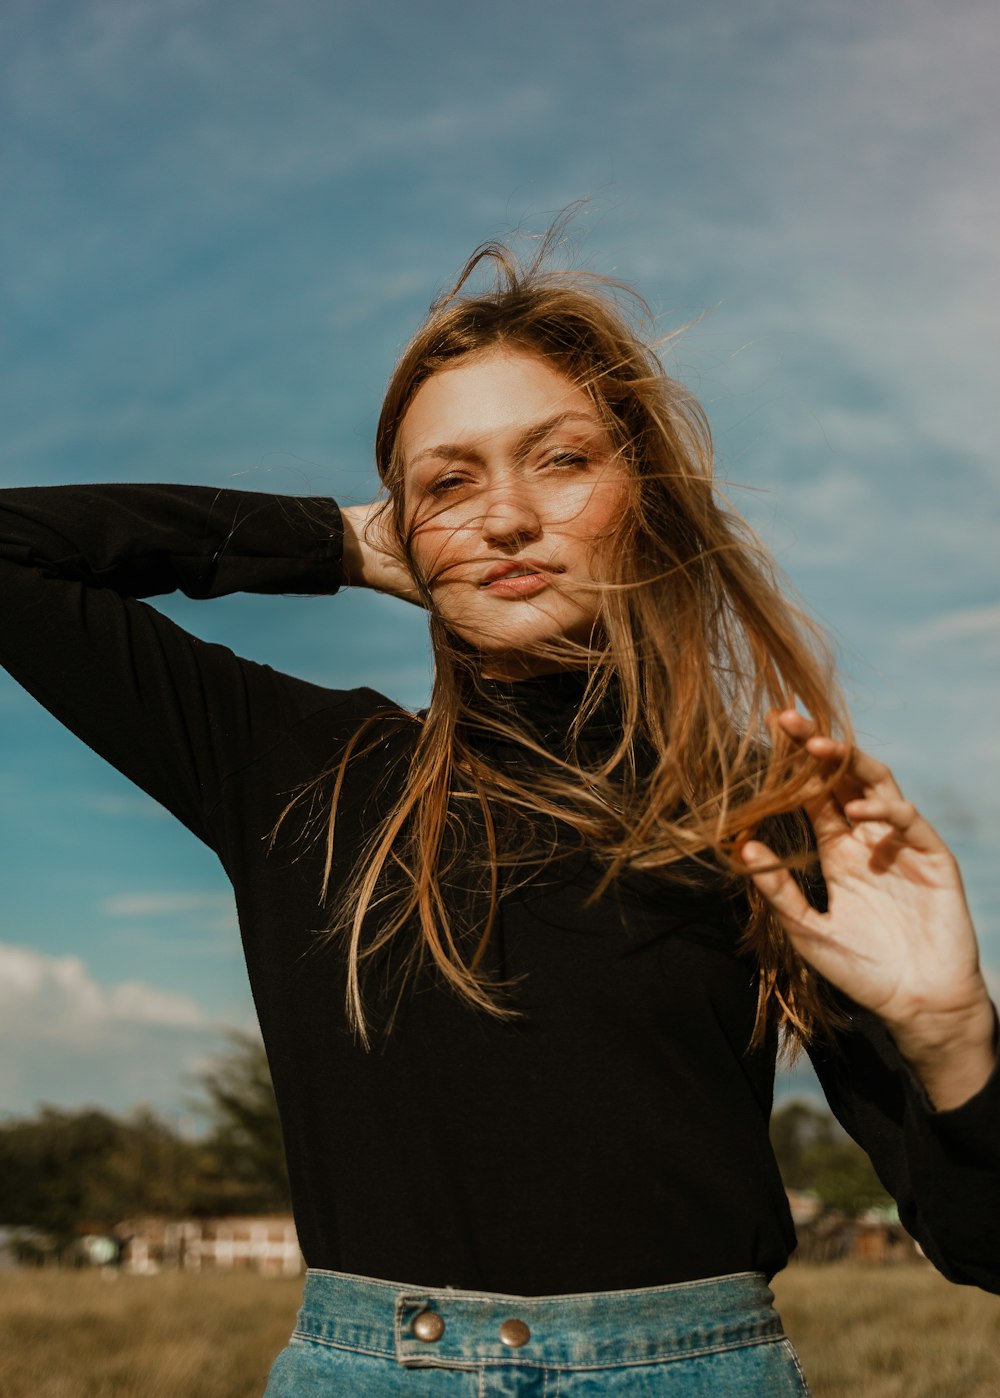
[0, 483, 380, 845]
[0, 483, 344, 601]
[740, 710, 1000, 1291]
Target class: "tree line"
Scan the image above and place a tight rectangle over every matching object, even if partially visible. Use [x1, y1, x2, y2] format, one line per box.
[0, 1032, 289, 1255]
[1, 1034, 891, 1255]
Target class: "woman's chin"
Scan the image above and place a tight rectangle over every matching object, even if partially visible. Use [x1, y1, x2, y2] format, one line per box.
[433, 603, 601, 678]
[477, 653, 578, 681]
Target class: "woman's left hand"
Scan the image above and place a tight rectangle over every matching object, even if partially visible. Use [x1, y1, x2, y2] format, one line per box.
[741, 709, 998, 1110]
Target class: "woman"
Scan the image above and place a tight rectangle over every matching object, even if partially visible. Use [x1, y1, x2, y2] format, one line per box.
[2, 238, 997, 1395]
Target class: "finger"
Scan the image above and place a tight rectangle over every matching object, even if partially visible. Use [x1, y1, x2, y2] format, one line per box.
[770, 710, 853, 785]
[797, 738, 866, 839]
[771, 707, 816, 739]
[841, 797, 947, 853]
[773, 712, 896, 793]
[740, 840, 821, 936]
[772, 713, 907, 833]
[765, 712, 851, 841]
[805, 736, 904, 801]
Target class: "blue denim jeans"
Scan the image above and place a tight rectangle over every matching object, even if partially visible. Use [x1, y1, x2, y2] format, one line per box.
[264, 1267, 811, 1395]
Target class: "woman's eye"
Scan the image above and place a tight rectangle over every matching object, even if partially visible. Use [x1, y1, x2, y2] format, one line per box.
[427, 474, 468, 497]
[544, 451, 590, 470]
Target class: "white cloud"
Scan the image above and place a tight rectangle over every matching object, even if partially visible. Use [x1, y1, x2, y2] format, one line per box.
[0, 941, 234, 1115]
[0, 942, 207, 1036]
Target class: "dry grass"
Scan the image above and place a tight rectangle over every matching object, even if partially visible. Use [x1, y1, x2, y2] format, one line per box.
[0, 1270, 300, 1398]
[0, 1264, 997, 1396]
[773, 1263, 1000, 1397]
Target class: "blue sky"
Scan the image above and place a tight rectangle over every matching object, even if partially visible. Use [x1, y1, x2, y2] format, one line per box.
[1, 0, 997, 1117]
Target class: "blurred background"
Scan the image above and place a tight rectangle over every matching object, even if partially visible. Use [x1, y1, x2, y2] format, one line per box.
[1, 0, 997, 1117]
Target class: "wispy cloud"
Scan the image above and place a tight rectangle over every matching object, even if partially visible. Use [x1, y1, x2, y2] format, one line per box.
[97, 889, 240, 945]
[75, 790, 171, 820]
[617, 5, 1000, 484]
[897, 604, 1000, 656]
[101, 891, 234, 920]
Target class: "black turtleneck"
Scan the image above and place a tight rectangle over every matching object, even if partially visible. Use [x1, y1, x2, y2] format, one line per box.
[2, 482, 999, 1295]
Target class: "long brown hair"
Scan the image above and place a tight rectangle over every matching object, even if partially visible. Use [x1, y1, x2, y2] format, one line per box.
[284, 231, 849, 1049]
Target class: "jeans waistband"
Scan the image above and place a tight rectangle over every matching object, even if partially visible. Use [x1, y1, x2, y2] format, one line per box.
[293, 1267, 784, 1370]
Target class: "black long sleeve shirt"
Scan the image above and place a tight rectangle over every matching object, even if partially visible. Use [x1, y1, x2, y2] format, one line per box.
[2, 483, 998, 1296]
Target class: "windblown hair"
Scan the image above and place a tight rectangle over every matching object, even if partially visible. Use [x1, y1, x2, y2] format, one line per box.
[284, 230, 851, 1050]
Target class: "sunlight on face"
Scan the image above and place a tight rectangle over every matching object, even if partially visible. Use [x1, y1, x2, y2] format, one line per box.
[399, 350, 630, 678]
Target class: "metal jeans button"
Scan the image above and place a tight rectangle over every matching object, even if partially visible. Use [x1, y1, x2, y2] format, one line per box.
[413, 1310, 445, 1342]
[498, 1317, 531, 1348]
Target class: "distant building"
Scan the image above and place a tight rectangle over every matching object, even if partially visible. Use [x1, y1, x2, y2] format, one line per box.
[786, 1191, 925, 1266]
[118, 1215, 303, 1276]
[786, 1189, 823, 1228]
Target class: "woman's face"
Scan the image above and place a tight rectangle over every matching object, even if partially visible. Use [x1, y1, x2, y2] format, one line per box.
[399, 350, 630, 678]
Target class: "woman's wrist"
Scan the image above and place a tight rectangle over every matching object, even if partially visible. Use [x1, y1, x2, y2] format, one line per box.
[338, 503, 369, 588]
[338, 501, 420, 604]
[889, 993, 999, 1111]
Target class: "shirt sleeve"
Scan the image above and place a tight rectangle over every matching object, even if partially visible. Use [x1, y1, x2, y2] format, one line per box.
[808, 999, 1000, 1294]
[0, 483, 349, 846]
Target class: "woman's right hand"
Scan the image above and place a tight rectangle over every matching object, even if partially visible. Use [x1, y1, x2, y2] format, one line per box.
[339, 500, 422, 605]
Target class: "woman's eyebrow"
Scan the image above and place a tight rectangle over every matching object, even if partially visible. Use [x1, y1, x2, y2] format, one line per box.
[409, 411, 600, 471]
[513, 411, 599, 461]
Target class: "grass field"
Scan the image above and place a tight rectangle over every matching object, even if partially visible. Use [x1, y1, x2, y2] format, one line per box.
[0, 1263, 997, 1396]
[771, 1265, 1000, 1397]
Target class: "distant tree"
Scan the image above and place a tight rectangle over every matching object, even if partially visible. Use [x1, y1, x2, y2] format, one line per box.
[770, 1101, 831, 1182]
[89, 1107, 207, 1219]
[0, 1106, 116, 1246]
[0, 1106, 203, 1250]
[770, 1099, 892, 1215]
[188, 1030, 291, 1213]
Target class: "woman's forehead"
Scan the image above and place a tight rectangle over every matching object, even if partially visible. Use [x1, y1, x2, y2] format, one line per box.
[399, 350, 603, 467]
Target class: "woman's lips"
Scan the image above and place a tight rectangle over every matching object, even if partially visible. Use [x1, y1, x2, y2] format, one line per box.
[479, 559, 560, 595]
[481, 571, 550, 598]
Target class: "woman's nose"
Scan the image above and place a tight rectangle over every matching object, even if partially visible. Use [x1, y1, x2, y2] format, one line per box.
[478, 481, 542, 549]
